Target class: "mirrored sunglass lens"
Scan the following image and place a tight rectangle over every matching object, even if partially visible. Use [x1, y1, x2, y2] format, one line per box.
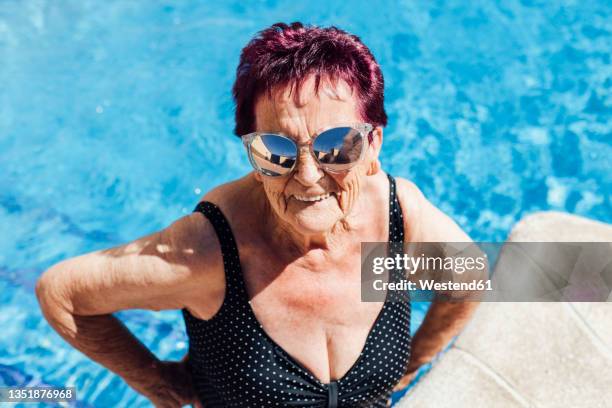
[250, 134, 296, 176]
[313, 127, 364, 166]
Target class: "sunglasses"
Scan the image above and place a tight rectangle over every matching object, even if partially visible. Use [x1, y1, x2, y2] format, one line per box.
[241, 123, 373, 177]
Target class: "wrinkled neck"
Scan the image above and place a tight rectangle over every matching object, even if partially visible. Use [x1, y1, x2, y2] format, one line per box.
[255, 190, 361, 260]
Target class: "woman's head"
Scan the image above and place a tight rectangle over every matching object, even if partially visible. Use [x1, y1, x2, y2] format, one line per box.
[233, 22, 387, 237]
[233, 22, 387, 136]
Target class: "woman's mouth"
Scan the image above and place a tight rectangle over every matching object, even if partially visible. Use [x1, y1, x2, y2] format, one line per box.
[291, 192, 335, 202]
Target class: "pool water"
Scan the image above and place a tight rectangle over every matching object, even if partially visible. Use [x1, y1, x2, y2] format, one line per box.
[0, 1, 610, 407]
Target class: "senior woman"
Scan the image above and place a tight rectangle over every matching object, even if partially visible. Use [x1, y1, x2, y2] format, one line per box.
[37, 22, 479, 407]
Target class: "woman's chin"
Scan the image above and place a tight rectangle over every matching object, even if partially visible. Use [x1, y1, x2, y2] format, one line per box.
[284, 198, 342, 235]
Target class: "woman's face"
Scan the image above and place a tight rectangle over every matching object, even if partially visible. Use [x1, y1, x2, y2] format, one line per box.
[252, 76, 382, 236]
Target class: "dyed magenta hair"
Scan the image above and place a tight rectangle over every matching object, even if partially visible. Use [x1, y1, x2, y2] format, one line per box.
[232, 22, 387, 138]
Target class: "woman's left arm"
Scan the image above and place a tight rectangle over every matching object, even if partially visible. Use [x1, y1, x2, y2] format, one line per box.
[393, 177, 483, 391]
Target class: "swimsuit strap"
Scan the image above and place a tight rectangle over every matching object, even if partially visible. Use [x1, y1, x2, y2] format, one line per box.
[387, 173, 405, 243]
[192, 201, 247, 300]
[386, 174, 409, 302]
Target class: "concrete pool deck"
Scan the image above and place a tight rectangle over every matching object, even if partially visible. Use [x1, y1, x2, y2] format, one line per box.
[397, 212, 612, 407]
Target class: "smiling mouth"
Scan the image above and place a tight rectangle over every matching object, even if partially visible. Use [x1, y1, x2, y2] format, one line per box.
[291, 192, 336, 202]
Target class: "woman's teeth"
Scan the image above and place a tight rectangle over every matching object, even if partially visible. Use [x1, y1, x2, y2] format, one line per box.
[293, 193, 333, 202]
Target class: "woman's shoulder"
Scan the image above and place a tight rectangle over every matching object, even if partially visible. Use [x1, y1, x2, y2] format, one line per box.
[392, 175, 471, 242]
[194, 174, 264, 224]
[196, 173, 258, 218]
[393, 176, 424, 201]
[188, 173, 264, 245]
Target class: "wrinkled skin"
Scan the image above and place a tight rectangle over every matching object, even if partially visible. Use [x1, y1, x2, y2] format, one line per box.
[251, 75, 384, 252]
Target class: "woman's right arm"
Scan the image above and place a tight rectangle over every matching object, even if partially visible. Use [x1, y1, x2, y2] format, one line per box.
[35, 212, 222, 406]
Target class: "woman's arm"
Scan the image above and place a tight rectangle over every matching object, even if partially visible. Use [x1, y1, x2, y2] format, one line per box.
[393, 178, 482, 390]
[35, 213, 222, 406]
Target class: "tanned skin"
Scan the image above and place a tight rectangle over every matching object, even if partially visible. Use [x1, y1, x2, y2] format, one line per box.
[37, 77, 480, 407]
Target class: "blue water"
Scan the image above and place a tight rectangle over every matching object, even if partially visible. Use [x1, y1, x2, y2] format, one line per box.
[1, 0, 610, 407]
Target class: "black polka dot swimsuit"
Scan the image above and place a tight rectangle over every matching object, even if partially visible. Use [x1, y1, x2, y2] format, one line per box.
[182, 174, 411, 407]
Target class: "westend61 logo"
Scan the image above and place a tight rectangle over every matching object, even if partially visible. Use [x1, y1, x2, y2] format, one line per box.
[360, 242, 612, 302]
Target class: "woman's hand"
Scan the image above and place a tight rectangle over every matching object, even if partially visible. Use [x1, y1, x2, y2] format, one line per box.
[144, 355, 203, 408]
[392, 364, 419, 392]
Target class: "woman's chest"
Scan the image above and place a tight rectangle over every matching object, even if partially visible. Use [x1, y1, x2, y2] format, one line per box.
[237, 247, 392, 384]
[184, 231, 411, 406]
[186, 251, 412, 407]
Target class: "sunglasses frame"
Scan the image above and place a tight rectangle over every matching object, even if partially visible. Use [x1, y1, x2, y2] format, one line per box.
[241, 123, 374, 177]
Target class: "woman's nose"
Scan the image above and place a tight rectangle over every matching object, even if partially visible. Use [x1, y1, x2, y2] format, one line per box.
[293, 148, 324, 186]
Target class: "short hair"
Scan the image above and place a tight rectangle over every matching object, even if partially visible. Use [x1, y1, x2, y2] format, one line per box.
[232, 22, 387, 138]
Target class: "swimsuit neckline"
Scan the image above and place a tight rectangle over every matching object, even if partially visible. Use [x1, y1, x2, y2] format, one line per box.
[242, 279, 390, 386]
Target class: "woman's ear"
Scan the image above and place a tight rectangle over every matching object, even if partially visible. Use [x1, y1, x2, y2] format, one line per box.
[369, 126, 383, 155]
[366, 126, 383, 176]
[253, 171, 263, 182]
